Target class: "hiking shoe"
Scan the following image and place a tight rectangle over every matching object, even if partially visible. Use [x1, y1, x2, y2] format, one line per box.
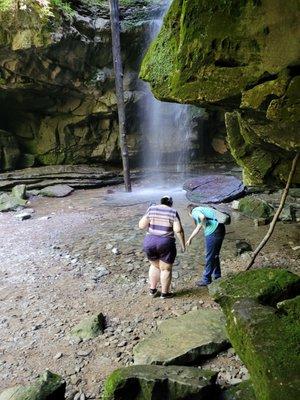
[160, 292, 174, 299]
[149, 289, 159, 298]
[195, 280, 210, 287]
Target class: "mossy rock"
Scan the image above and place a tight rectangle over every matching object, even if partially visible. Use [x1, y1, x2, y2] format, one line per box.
[237, 196, 273, 219]
[102, 365, 219, 400]
[227, 298, 300, 400]
[0, 370, 65, 400]
[210, 269, 300, 400]
[12, 184, 27, 200]
[0, 192, 27, 212]
[70, 313, 105, 340]
[209, 268, 300, 311]
[222, 380, 256, 400]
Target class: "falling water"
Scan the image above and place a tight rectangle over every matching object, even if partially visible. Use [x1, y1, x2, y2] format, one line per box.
[138, 0, 203, 179]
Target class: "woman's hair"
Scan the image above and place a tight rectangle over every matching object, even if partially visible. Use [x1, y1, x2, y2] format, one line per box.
[187, 203, 197, 213]
[161, 195, 173, 207]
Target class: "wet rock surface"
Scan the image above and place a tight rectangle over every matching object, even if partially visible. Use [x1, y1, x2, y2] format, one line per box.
[0, 178, 298, 398]
[184, 175, 244, 204]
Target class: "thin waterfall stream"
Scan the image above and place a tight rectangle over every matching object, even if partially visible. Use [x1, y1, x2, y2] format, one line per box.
[137, 0, 204, 181]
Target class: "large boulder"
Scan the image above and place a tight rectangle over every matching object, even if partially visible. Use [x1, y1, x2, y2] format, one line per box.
[102, 365, 219, 400]
[209, 269, 300, 400]
[133, 309, 229, 365]
[140, 0, 300, 185]
[0, 370, 65, 400]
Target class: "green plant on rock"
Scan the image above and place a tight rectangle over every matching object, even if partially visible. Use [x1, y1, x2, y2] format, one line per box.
[50, 0, 74, 18]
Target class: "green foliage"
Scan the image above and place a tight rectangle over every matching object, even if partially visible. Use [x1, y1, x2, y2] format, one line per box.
[51, 0, 75, 18]
[0, 0, 13, 12]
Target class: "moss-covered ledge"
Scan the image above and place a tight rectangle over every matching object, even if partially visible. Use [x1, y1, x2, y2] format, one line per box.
[209, 268, 300, 400]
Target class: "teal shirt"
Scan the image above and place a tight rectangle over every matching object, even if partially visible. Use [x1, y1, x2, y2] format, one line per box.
[191, 206, 218, 236]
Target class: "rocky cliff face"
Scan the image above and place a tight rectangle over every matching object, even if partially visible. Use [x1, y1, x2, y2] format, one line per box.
[140, 0, 300, 185]
[0, 0, 166, 171]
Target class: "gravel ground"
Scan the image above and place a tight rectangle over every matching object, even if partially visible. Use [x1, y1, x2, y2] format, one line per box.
[0, 179, 299, 399]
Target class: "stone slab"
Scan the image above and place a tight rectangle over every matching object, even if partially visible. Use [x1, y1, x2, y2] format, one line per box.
[102, 365, 219, 400]
[134, 309, 229, 366]
[183, 175, 244, 204]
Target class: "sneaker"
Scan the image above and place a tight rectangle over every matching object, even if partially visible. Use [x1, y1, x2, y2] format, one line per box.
[160, 292, 174, 299]
[149, 289, 159, 297]
[195, 280, 210, 287]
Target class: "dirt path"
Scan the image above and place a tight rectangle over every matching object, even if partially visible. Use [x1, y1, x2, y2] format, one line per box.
[0, 181, 299, 399]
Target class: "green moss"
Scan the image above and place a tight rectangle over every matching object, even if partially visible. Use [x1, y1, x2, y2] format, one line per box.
[0, 0, 13, 12]
[238, 196, 273, 219]
[102, 369, 124, 400]
[210, 269, 300, 399]
[222, 380, 256, 400]
[227, 298, 300, 400]
[209, 268, 300, 311]
[50, 0, 75, 19]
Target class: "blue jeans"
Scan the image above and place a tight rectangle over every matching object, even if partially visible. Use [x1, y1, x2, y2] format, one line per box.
[201, 224, 225, 284]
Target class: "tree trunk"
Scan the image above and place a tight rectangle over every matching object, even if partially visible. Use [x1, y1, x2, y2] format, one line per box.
[246, 152, 299, 270]
[109, 0, 132, 192]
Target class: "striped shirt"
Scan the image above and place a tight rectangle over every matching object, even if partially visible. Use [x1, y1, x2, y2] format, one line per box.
[145, 205, 180, 238]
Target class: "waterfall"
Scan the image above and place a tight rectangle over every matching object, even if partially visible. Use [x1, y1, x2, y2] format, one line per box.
[137, 0, 203, 179]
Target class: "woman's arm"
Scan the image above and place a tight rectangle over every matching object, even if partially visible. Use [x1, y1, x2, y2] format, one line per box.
[186, 213, 206, 246]
[138, 215, 149, 230]
[174, 220, 186, 252]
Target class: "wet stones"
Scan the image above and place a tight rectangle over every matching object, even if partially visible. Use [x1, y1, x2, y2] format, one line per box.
[102, 365, 219, 400]
[133, 309, 230, 366]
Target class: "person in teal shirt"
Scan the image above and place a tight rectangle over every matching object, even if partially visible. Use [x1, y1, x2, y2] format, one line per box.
[186, 204, 225, 286]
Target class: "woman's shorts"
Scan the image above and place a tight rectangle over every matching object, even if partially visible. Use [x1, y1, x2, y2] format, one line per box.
[143, 234, 177, 265]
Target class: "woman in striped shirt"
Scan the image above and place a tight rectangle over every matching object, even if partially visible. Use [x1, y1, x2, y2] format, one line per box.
[139, 196, 185, 299]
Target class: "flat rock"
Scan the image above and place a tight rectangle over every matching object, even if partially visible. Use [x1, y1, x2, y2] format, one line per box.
[133, 309, 229, 365]
[102, 365, 219, 400]
[0, 370, 65, 400]
[39, 184, 74, 198]
[183, 175, 244, 204]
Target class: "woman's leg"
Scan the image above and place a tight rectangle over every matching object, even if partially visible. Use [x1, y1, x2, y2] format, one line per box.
[149, 261, 160, 290]
[159, 261, 172, 294]
[212, 226, 225, 280]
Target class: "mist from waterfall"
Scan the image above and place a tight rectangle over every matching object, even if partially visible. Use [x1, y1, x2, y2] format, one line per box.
[137, 0, 203, 180]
